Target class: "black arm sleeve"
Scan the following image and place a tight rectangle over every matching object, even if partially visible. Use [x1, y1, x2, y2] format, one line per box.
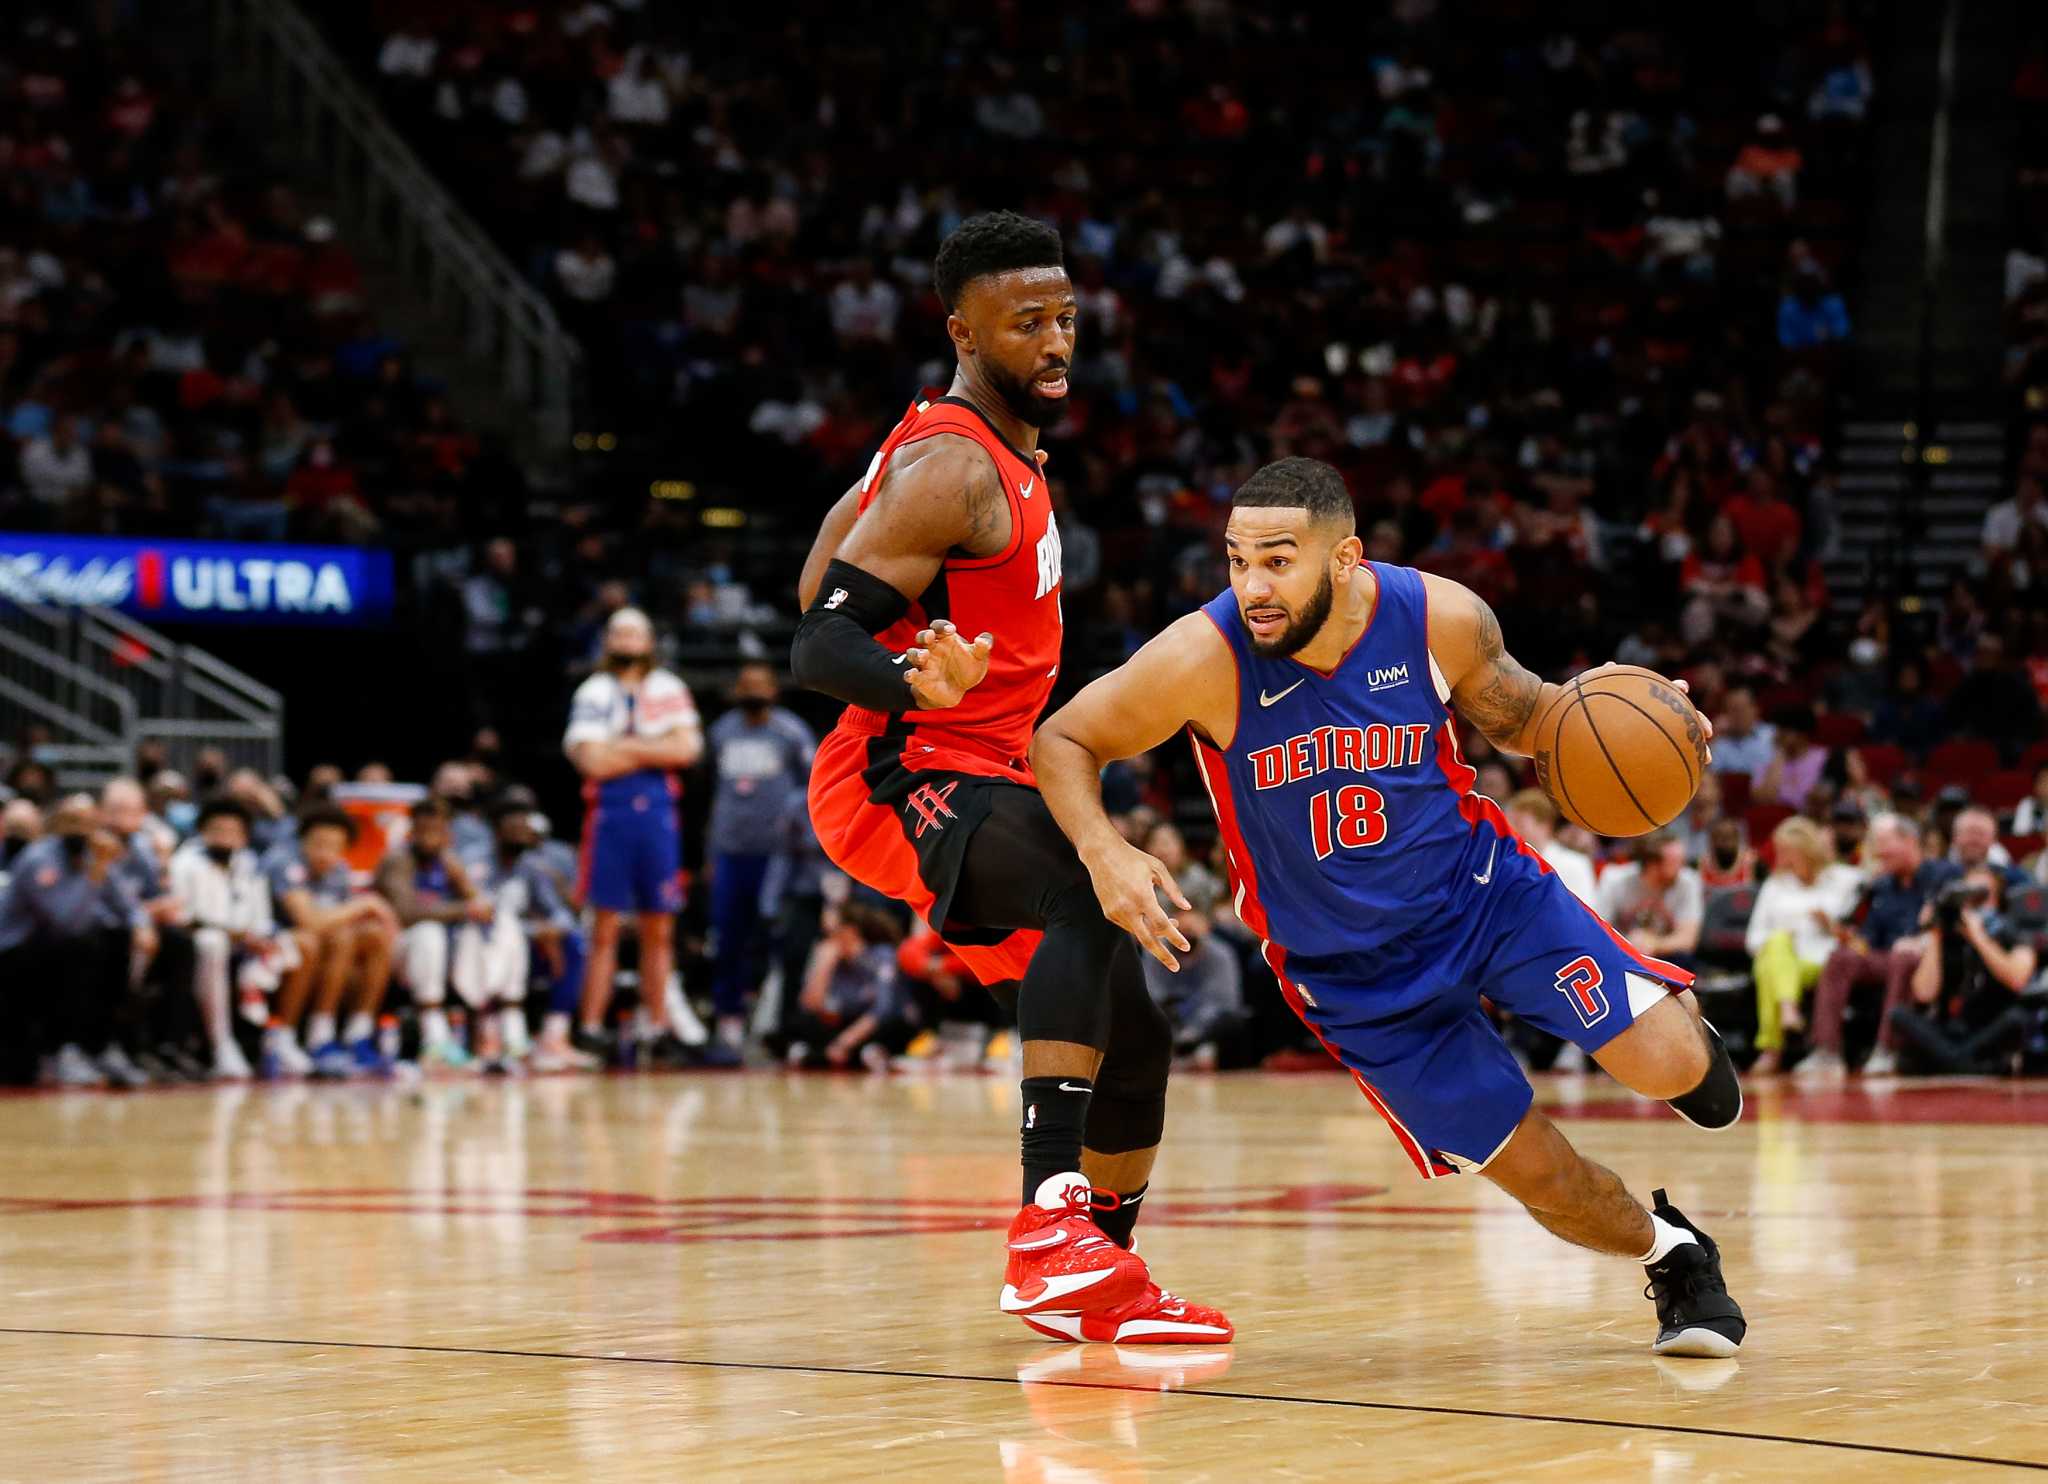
[791, 559, 919, 712]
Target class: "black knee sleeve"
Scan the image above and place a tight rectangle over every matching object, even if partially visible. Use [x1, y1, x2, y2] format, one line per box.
[1086, 944, 1171, 1154]
[1014, 877, 1124, 1050]
[1667, 1019, 1742, 1130]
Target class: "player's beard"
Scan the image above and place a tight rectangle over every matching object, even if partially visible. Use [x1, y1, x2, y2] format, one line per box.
[1244, 569, 1335, 660]
[985, 358, 1070, 429]
[603, 650, 650, 677]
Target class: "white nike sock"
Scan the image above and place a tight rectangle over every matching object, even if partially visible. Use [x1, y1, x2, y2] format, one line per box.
[421, 1008, 450, 1046]
[306, 1012, 337, 1050]
[265, 1024, 299, 1050]
[343, 1012, 374, 1045]
[1637, 1213, 1698, 1265]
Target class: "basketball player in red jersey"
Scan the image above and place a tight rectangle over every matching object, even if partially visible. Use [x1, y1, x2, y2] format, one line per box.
[793, 212, 1230, 1344]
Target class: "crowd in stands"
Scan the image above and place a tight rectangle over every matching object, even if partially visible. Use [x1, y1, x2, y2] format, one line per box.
[8, 3, 2048, 1084]
[7, 618, 2048, 1087]
[0, 11, 528, 559]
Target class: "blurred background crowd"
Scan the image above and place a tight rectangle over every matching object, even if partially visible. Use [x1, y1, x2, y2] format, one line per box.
[3, 0, 2047, 1084]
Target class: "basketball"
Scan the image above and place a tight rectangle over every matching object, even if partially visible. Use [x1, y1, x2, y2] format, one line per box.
[1533, 666, 1709, 838]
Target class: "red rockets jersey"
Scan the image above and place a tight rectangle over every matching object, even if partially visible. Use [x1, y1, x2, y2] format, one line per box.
[831, 393, 1063, 780]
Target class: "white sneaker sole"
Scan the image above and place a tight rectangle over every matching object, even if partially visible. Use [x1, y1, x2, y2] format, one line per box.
[999, 1268, 1120, 1314]
[1652, 1326, 1742, 1358]
[1020, 1310, 1234, 1343]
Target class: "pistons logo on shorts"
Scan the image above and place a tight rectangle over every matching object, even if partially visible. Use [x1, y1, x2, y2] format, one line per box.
[1553, 955, 1610, 1029]
[904, 781, 959, 838]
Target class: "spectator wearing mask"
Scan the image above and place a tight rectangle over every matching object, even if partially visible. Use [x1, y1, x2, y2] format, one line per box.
[1708, 688, 1775, 777]
[0, 795, 151, 1087]
[1141, 903, 1245, 1070]
[428, 762, 494, 865]
[472, 801, 587, 1072]
[1890, 867, 2038, 1074]
[1505, 790, 1597, 903]
[704, 664, 815, 1059]
[264, 806, 399, 1079]
[780, 905, 912, 1071]
[565, 608, 702, 1066]
[1754, 706, 1828, 809]
[1698, 818, 1758, 890]
[375, 798, 503, 1070]
[1798, 813, 1958, 1080]
[1744, 818, 1863, 1074]
[1593, 830, 1704, 969]
[168, 798, 280, 1079]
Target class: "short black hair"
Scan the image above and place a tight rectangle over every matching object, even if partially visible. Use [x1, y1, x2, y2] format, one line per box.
[934, 211, 1064, 311]
[1232, 457, 1355, 529]
[195, 796, 251, 831]
[410, 797, 450, 823]
[298, 804, 357, 842]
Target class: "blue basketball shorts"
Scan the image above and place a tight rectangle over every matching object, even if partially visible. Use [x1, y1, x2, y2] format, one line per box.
[577, 795, 683, 915]
[1279, 845, 1693, 1180]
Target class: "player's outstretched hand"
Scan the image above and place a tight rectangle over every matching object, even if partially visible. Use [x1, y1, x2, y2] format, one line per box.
[1085, 840, 1194, 972]
[904, 619, 994, 710]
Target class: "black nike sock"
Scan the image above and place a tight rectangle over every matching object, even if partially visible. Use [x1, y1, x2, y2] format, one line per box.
[1091, 1182, 1147, 1248]
[1020, 1075, 1092, 1204]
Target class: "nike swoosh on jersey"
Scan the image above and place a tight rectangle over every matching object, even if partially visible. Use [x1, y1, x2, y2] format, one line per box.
[1020, 478, 1035, 498]
[1000, 1269, 1118, 1312]
[1473, 837, 1500, 885]
[1259, 679, 1306, 706]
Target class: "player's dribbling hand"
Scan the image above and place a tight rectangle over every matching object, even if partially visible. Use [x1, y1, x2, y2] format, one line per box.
[1672, 676, 1714, 763]
[1085, 841, 1194, 972]
[904, 618, 994, 710]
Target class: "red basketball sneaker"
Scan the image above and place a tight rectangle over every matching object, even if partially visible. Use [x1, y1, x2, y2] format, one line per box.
[1018, 1281, 1235, 1344]
[1000, 1173, 1150, 1318]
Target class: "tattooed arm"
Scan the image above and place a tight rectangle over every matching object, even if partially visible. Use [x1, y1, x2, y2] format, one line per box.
[1419, 574, 1565, 758]
[789, 434, 1012, 712]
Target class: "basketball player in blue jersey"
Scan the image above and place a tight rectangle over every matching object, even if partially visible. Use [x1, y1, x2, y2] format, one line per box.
[1032, 457, 1746, 1357]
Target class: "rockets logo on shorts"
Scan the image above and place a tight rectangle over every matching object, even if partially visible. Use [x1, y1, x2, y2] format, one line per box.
[905, 781, 959, 838]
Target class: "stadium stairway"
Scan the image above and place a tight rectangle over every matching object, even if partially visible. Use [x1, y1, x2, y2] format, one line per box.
[0, 602, 284, 790]
[1828, 419, 2004, 617]
[1830, 0, 2021, 619]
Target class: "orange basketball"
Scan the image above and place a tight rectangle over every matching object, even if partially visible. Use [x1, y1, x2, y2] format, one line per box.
[1533, 665, 1708, 838]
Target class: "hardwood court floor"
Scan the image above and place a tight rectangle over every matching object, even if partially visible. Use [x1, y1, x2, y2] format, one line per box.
[2, 1069, 2046, 1482]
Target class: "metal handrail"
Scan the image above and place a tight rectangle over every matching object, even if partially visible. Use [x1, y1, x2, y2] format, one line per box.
[82, 607, 282, 718]
[211, 0, 582, 451]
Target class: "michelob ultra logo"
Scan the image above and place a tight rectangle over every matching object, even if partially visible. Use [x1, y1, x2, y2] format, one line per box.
[0, 535, 393, 626]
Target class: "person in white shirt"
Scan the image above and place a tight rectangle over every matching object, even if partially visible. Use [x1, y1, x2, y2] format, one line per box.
[1744, 816, 1863, 1074]
[1981, 475, 2048, 557]
[1594, 830, 1705, 964]
[20, 414, 93, 505]
[1506, 789, 1598, 903]
[564, 608, 703, 1064]
[168, 799, 293, 1079]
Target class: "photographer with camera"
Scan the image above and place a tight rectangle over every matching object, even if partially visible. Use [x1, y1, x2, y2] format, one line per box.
[0, 794, 153, 1086]
[1886, 868, 2039, 1075]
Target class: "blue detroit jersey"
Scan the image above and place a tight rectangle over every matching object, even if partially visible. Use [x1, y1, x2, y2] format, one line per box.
[1191, 562, 1500, 969]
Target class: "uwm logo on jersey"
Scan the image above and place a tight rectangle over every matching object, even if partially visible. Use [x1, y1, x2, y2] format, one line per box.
[1247, 722, 1436, 792]
[1033, 514, 1063, 601]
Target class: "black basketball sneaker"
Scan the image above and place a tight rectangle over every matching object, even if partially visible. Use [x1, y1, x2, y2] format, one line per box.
[1643, 1188, 1746, 1358]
